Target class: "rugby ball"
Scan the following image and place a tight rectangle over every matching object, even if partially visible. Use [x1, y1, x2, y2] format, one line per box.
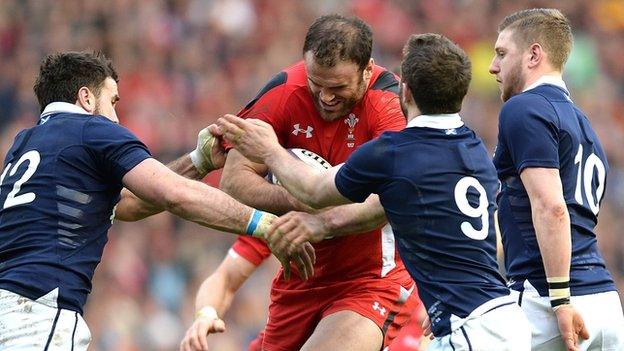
[267, 148, 331, 185]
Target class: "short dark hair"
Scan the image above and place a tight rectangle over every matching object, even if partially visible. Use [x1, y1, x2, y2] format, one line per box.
[33, 51, 118, 112]
[401, 34, 471, 115]
[302, 14, 372, 71]
[498, 8, 572, 71]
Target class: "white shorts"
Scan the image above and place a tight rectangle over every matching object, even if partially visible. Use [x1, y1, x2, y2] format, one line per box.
[512, 280, 624, 351]
[0, 288, 91, 350]
[427, 295, 531, 351]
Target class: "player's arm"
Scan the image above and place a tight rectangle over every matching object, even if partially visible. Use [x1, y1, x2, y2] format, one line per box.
[521, 168, 589, 350]
[218, 115, 351, 209]
[180, 252, 257, 351]
[270, 194, 387, 252]
[116, 126, 226, 221]
[220, 149, 316, 215]
[520, 168, 571, 288]
[124, 159, 314, 279]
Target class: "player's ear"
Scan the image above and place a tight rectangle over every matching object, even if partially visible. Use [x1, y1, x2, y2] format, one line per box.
[527, 43, 543, 69]
[401, 82, 413, 104]
[76, 86, 96, 114]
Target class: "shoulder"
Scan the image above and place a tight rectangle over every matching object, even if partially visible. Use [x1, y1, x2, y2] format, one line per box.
[500, 91, 557, 126]
[369, 66, 400, 95]
[82, 116, 146, 151]
[244, 61, 306, 111]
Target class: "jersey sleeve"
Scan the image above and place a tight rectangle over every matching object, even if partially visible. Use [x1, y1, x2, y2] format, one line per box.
[83, 116, 152, 185]
[499, 94, 560, 173]
[230, 236, 271, 266]
[334, 137, 393, 203]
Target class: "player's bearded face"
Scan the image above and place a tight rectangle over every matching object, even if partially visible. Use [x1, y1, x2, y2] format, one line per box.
[304, 53, 371, 121]
[94, 77, 120, 124]
[490, 30, 526, 102]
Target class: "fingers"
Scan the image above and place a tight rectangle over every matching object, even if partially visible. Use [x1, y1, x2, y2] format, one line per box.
[293, 244, 315, 280]
[207, 124, 223, 137]
[303, 242, 316, 265]
[217, 118, 245, 145]
[212, 318, 226, 333]
[292, 253, 309, 280]
[421, 315, 433, 340]
[278, 255, 291, 281]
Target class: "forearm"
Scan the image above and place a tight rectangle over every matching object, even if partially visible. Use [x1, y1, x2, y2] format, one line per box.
[194, 255, 255, 316]
[116, 154, 205, 221]
[264, 147, 332, 208]
[532, 202, 571, 279]
[317, 195, 387, 237]
[221, 150, 312, 215]
[195, 274, 235, 316]
[168, 179, 256, 233]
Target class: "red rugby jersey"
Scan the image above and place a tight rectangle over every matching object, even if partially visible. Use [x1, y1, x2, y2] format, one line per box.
[231, 61, 411, 287]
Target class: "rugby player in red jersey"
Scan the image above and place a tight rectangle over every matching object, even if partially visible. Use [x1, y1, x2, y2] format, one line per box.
[180, 14, 420, 351]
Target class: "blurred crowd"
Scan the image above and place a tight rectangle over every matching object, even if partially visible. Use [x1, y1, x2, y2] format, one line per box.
[0, 0, 623, 350]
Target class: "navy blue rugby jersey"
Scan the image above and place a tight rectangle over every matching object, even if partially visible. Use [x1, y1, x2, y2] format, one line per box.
[0, 103, 151, 314]
[494, 81, 615, 297]
[335, 115, 509, 337]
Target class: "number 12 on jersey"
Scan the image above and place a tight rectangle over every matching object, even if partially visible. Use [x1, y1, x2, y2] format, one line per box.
[0, 150, 41, 210]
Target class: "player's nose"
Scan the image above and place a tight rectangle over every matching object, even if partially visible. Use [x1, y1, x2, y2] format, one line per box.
[488, 58, 499, 75]
[319, 88, 335, 102]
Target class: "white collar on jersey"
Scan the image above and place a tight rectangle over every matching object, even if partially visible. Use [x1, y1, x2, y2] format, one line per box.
[406, 113, 464, 129]
[40, 102, 91, 119]
[523, 75, 569, 94]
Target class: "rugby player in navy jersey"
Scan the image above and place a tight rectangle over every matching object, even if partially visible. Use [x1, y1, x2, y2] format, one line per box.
[0, 51, 313, 350]
[489, 8, 624, 351]
[219, 33, 532, 351]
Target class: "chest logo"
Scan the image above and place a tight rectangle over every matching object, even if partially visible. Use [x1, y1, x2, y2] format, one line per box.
[344, 113, 359, 148]
[292, 124, 313, 138]
[372, 301, 387, 316]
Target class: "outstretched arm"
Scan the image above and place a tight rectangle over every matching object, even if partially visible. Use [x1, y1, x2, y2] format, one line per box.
[116, 126, 227, 221]
[218, 114, 350, 208]
[267, 195, 386, 256]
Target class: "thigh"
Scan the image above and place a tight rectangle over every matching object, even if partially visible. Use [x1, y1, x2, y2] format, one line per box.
[575, 291, 624, 351]
[321, 281, 417, 348]
[301, 310, 383, 351]
[262, 294, 321, 351]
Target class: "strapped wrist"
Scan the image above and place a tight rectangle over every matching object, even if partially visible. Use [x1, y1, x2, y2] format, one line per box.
[245, 209, 277, 239]
[189, 149, 210, 177]
[195, 306, 219, 321]
[547, 276, 571, 309]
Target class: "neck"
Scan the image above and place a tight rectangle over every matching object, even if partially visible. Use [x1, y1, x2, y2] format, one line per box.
[405, 106, 421, 124]
[523, 66, 562, 91]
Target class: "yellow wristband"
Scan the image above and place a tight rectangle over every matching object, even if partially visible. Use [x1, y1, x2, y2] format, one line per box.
[195, 306, 218, 321]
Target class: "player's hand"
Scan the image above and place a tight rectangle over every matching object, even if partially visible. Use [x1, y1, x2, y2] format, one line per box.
[179, 310, 226, 351]
[217, 114, 280, 164]
[554, 304, 589, 351]
[422, 315, 434, 340]
[189, 125, 227, 175]
[267, 211, 329, 257]
[270, 241, 316, 281]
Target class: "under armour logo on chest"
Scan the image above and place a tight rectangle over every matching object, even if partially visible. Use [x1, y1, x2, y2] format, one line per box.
[292, 124, 313, 138]
[372, 301, 386, 316]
